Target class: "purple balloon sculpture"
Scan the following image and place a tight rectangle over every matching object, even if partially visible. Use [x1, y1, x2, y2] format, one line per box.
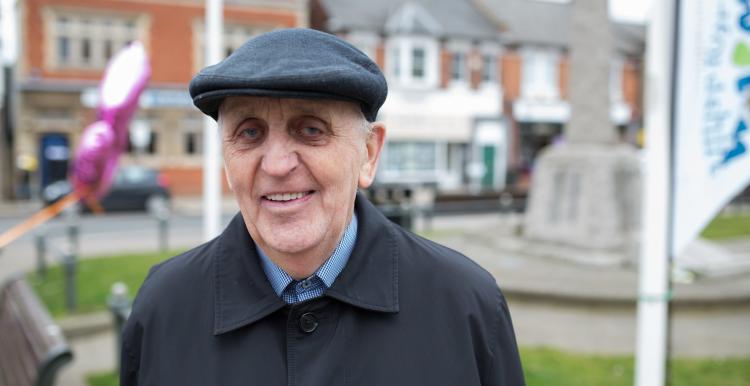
[71, 42, 151, 199]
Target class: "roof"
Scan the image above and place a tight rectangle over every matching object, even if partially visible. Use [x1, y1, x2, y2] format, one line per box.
[478, 0, 645, 56]
[319, 0, 501, 41]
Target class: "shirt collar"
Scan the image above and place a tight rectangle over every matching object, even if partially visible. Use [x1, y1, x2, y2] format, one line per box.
[212, 193, 398, 336]
[256, 213, 358, 296]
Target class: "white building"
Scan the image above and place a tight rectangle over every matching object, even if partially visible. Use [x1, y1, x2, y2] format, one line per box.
[313, 0, 507, 192]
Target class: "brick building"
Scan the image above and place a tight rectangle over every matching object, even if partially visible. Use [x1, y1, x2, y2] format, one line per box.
[480, 0, 644, 189]
[17, 0, 306, 196]
[313, 0, 644, 193]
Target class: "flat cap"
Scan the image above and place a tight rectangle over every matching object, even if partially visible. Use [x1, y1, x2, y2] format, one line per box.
[189, 28, 387, 121]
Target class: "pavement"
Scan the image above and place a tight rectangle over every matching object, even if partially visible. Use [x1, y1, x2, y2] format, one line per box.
[1, 198, 750, 385]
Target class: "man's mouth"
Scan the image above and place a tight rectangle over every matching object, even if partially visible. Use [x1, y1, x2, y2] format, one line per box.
[263, 191, 314, 202]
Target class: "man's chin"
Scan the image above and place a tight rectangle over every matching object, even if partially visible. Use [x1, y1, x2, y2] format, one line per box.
[258, 233, 324, 257]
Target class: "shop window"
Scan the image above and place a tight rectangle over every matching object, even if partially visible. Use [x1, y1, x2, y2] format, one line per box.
[384, 141, 437, 172]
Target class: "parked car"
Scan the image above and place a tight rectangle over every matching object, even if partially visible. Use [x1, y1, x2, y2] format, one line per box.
[43, 166, 171, 213]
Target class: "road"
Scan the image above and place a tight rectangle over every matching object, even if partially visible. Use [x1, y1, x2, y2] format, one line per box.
[0, 211, 236, 278]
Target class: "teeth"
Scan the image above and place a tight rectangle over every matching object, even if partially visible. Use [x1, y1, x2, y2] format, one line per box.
[266, 192, 306, 202]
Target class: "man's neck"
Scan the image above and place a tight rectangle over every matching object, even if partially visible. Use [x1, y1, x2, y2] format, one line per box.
[258, 214, 355, 280]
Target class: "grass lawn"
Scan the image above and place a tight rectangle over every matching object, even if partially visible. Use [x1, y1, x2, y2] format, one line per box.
[27, 250, 182, 318]
[522, 347, 750, 386]
[701, 213, 750, 240]
[86, 347, 750, 386]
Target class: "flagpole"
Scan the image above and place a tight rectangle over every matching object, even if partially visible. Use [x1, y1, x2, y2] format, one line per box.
[635, 0, 678, 385]
[203, 0, 223, 241]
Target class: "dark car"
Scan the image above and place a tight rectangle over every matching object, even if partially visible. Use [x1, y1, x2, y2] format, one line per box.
[43, 166, 171, 213]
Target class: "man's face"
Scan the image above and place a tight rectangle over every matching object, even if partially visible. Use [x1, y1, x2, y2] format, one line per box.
[220, 96, 384, 276]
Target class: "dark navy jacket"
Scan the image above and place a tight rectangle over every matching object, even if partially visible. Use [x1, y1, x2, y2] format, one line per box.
[120, 195, 525, 385]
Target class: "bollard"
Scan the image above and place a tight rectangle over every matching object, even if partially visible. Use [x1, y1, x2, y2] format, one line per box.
[149, 197, 170, 253]
[108, 282, 131, 373]
[64, 203, 80, 257]
[67, 223, 79, 257]
[499, 192, 514, 214]
[61, 252, 77, 312]
[35, 232, 47, 277]
[158, 215, 168, 253]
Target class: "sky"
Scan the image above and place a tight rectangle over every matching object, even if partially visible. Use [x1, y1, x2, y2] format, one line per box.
[609, 0, 655, 24]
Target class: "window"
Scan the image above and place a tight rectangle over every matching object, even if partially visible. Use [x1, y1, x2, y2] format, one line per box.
[194, 22, 277, 69]
[127, 131, 157, 154]
[386, 38, 438, 87]
[451, 52, 466, 81]
[384, 142, 437, 172]
[185, 132, 198, 155]
[610, 59, 624, 102]
[521, 48, 560, 99]
[390, 46, 401, 78]
[482, 55, 497, 82]
[411, 47, 425, 79]
[47, 10, 144, 70]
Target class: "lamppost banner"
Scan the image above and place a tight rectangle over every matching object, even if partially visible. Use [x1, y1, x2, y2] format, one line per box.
[672, 0, 750, 256]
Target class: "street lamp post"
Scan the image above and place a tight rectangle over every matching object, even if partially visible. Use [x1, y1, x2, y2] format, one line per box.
[0, 0, 18, 200]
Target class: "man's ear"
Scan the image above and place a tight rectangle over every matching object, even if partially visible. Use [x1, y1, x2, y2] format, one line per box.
[358, 122, 386, 189]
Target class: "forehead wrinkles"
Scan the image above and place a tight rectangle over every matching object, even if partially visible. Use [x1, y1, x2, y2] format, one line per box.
[221, 97, 364, 124]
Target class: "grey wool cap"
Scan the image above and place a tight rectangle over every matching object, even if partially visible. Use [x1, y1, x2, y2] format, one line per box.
[189, 28, 388, 122]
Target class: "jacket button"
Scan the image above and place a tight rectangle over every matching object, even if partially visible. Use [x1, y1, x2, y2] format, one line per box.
[299, 312, 318, 333]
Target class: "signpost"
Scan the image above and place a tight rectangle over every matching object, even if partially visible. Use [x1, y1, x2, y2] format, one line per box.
[636, 1, 750, 385]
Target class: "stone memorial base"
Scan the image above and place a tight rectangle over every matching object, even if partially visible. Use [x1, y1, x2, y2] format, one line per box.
[523, 143, 642, 265]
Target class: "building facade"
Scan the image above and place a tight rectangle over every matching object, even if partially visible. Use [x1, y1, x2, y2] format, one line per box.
[481, 0, 644, 190]
[17, 0, 306, 196]
[315, 0, 644, 194]
[313, 0, 508, 192]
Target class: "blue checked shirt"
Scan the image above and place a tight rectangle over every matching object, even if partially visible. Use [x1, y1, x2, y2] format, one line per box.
[257, 214, 358, 304]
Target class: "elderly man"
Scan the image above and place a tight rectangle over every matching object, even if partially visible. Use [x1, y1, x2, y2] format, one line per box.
[121, 28, 524, 386]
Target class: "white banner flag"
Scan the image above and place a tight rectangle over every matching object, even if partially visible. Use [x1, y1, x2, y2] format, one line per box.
[672, 0, 750, 256]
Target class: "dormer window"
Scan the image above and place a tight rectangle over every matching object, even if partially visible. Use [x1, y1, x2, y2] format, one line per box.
[386, 37, 439, 88]
[412, 47, 426, 79]
[384, 2, 441, 88]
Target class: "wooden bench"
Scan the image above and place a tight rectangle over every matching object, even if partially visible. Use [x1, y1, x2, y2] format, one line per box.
[0, 276, 73, 386]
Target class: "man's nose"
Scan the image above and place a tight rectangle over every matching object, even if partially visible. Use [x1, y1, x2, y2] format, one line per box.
[260, 137, 299, 177]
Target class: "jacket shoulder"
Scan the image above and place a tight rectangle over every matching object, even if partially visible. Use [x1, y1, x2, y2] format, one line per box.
[130, 238, 218, 317]
[393, 225, 502, 301]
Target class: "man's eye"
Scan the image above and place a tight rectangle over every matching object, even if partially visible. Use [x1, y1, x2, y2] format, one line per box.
[239, 127, 261, 139]
[301, 126, 323, 137]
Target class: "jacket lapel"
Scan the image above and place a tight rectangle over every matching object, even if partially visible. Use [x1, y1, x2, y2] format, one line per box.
[213, 213, 286, 335]
[325, 193, 400, 313]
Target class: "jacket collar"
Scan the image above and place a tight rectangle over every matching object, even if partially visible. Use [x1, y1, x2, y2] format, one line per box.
[213, 192, 399, 335]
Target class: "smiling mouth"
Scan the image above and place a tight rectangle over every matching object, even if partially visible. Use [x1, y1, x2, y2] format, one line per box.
[263, 191, 314, 202]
